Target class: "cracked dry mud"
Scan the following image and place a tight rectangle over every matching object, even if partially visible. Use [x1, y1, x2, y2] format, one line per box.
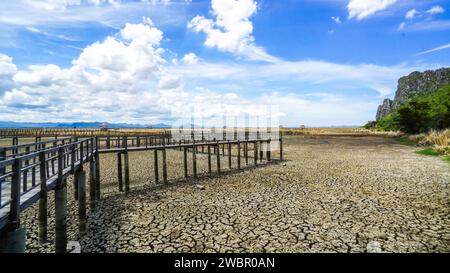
[21, 136, 450, 253]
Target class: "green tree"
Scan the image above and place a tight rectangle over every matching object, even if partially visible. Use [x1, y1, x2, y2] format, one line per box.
[395, 101, 431, 134]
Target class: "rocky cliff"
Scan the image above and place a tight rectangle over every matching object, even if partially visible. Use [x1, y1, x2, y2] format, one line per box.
[376, 67, 450, 120]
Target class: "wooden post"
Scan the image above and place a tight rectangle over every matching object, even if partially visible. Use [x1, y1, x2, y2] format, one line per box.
[23, 147, 30, 192]
[183, 147, 188, 179]
[55, 148, 67, 253]
[77, 170, 86, 234]
[117, 153, 123, 192]
[254, 141, 258, 165]
[162, 146, 168, 185]
[95, 149, 100, 200]
[192, 141, 197, 178]
[228, 142, 232, 169]
[260, 141, 264, 163]
[154, 150, 159, 184]
[280, 133, 283, 161]
[38, 152, 47, 243]
[267, 139, 271, 162]
[89, 157, 96, 209]
[237, 141, 241, 170]
[0, 149, 5, 185]
[245, 142, 248, 166]
[216, 143, 221, 175]
[106, 136, 111, 149]
[10, 158, 22, 230]
[124, 152, 130, 193]
[71, 144, 78, 200]
[207, 145, 212, 175]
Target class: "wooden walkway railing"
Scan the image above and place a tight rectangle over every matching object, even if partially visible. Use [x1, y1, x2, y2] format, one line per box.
[0, 132, 283, 253]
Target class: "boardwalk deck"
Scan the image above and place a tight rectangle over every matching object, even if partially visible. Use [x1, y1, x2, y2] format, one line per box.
[0, 132, 282, 253]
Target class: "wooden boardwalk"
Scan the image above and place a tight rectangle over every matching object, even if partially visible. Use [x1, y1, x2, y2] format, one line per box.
[0, 132, 282, 253]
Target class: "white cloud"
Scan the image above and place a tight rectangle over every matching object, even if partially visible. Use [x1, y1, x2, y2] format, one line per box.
[405, 9, 419, 19]
[398, 22, 406, 30]
[0, 54, 17, 92]
[416, 43, 450, 56]
[0, 1, 191, 28]
[347, 0, 397, 20]
[427, 5, 445, 15]
[331, 16, 341, 24]
[181, 53, 200, 65]
[188, 0, 278, 63]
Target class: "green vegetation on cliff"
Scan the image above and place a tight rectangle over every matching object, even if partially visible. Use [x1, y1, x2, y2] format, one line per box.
[367, 85, 450, 134]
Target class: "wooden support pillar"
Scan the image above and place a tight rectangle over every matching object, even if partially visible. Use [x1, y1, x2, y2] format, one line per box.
[23, 147, 30, 192]
[228, 142, 232, 169]
[216, 143, 221, 175]
[237, 141, 241, 170]
[95, 151, 100, 200]
[260, 141, 264, 163]
[267, 140, 271, 162]
[39, 153, 48, 243]
[245, 142, 248, 166]
[55, 148, 67, 253]
[0, 149, 6, 185]
[117, 153, 123, 192]
[254, 141, 258, 165]
[10, 158, 22, 230]
[106, 137, 111, 149]
[71, 144, 78, 200]
[207, 145, 212, 175]
[77, 170, 86, 234]
[183, 147, 188, 179]
[162, 147, 168, 185]
[154, 150, 159, 184]
[89, 157, 96, 209]
[124, 152, 130, 193]
[192, 142, 197, 178]
[280, 134, 283, 161]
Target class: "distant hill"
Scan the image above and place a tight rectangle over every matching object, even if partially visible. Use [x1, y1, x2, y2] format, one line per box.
[376, 67, 450, 120]
[0, 121, 172, 129]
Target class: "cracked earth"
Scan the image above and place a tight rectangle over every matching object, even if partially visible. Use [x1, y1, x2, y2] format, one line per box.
[22, 136, 450, 253]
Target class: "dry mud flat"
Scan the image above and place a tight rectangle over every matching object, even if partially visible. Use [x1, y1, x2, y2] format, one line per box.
[22, 136, 450, 253]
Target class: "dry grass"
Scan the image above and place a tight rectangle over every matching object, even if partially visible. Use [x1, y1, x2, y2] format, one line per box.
[280, 127, 402, 137]
[419, 129, 450, 155]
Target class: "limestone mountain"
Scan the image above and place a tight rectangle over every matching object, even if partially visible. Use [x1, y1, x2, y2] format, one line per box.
[376, 67, 450, 120]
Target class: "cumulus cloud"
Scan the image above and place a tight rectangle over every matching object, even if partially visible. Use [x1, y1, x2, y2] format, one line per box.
[0, 54, 17, 92]
[405, 9, 419, 19]
[427, 5, 445, 15]
[188, 0, 278, 63]
[181, 53, 200, 65]
[347, 0, 397, 20]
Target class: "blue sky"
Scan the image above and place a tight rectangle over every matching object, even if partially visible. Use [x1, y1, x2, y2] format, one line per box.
[0, 0, 449, 127]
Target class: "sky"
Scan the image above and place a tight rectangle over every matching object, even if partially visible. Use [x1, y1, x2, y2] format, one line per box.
[0, 0, 449, 127]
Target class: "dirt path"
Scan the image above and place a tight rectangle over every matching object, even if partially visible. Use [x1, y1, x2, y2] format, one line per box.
[23, 136, 450, 253]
